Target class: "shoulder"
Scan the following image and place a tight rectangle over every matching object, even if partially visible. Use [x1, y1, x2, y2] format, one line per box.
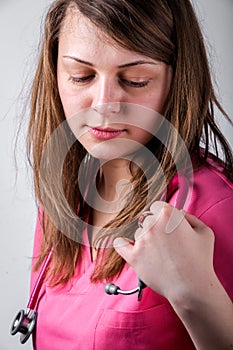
[188, 159, 233, 218]
[185, 159, 233, 299]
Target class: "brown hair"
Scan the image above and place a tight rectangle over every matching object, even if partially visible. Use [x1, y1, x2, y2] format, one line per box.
[27, 0, 233, 285]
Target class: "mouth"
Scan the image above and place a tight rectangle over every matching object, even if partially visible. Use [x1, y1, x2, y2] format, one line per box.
[88, 126, 126, 140]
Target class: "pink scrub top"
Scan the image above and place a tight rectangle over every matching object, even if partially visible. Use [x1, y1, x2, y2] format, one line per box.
[31, 160, 233, 350]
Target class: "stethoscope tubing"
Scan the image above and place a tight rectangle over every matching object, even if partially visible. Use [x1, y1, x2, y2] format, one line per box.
[27, 250, 52, 310]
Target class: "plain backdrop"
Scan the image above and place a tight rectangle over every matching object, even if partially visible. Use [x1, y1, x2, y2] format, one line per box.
[0, 1, 232, 349]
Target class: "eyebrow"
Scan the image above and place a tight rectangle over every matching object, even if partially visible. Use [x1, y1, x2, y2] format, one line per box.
[63, 56, 94, 66]
[62, 56, 158, 68]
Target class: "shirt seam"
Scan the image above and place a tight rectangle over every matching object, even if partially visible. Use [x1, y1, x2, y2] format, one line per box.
[198, 195, 233, 219]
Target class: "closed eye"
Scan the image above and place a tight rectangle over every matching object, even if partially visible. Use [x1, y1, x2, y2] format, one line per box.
[69, 75, 95, 84]
[68, 75, 151, 88]
[120, 78, 150, 88]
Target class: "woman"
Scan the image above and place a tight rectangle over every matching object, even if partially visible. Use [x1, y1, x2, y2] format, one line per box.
[26, 0, 233, 349]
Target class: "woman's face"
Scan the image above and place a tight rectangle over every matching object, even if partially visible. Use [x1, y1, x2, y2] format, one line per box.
[57, 9, 172, 159]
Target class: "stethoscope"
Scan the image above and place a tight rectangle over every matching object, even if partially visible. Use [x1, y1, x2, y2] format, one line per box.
[10, 173, 192, 344]
[10, 251, 52, 344]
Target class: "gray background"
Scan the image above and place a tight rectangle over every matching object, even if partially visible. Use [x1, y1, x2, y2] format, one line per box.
[0, 1, 232, 349]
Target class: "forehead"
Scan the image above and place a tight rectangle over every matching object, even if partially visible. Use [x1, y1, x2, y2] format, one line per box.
[59, 7, 115, 49]
[58, 7, 151, 62]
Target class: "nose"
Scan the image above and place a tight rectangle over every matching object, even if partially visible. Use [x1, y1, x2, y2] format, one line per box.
[94, 102, 121, 115]
[92, 77, 122, 115]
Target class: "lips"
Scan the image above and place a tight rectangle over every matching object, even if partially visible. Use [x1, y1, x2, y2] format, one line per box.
[89, 127, 125, 140]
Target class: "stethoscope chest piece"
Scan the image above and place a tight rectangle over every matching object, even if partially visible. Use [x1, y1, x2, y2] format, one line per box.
[10, 309, 37, 344]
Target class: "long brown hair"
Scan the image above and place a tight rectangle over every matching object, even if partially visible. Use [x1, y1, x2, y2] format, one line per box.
[27, 0, 233, 285]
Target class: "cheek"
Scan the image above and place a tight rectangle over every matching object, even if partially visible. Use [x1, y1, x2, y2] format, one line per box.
[125, 107, 163, 143]
[130, 128, 153, 146]
[57, 78, 89, 119]
[138, 90, 169, 115]
[143, 68, 172, 114]
[60, 94, 81, 119]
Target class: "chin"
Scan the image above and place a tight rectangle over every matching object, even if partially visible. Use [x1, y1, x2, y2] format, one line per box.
[86, 138, 145, 162]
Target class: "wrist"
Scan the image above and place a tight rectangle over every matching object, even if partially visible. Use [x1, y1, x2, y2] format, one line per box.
[167, 272, 222, 316]
[167, 274, 233, 350]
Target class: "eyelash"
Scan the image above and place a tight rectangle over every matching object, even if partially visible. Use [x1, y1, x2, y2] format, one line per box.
[69, 75, 94, 84]
[69, 76, 150, 88]
[120, 79, 150, 88]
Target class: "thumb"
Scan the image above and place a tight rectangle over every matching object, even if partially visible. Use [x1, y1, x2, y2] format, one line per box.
[182, 211, 207, 229]
[113, 237, 134, 262]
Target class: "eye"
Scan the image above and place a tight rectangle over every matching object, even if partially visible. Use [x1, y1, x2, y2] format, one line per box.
[69, 75, 95, 84]
[120, 78, 151, 88]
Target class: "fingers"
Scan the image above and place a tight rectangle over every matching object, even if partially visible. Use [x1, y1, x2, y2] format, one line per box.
[113, 237, 134, 263]
[149, 201, 185, 234]
[150, 200, 167, 214]
[113, 202, 210, 264]
[182, 210, 209, 230]
[148, 202, 207, 234]
[139, 201, 167, 231]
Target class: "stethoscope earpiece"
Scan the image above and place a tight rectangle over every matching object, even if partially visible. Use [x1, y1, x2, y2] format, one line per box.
[10, 309, 37, 344]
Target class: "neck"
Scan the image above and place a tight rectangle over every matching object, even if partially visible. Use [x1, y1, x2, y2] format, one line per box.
[98, 159, 133, 202]
[89, 159, 133, 239]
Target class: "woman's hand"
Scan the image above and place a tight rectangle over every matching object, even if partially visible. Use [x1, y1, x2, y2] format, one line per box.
[113, 201, 233, 349]
[113, 201, 216, 303]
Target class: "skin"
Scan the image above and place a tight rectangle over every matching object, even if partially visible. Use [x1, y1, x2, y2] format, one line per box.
[57, 10, 172, 163]
[114, 203, 233, 349]
[57, 8, 233, 350]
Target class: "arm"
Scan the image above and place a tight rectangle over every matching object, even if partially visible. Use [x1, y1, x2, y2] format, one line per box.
[114, 201, 233, 349]
[169, 211, 233, 350]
